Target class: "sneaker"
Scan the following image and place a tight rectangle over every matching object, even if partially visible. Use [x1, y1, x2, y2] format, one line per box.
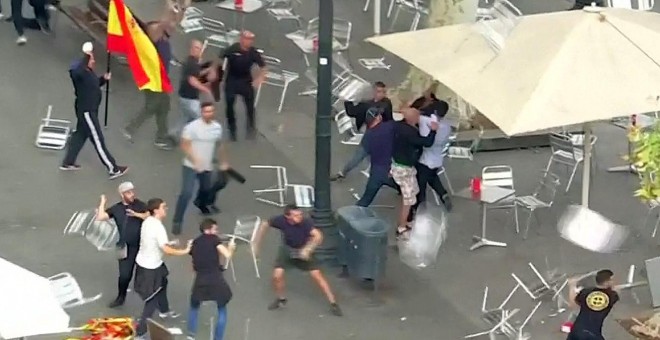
[59, 164, 81, 171]
[193, 200, 211, 215]
[154, 139, 173, 150]
[107, 297, 125, 308]
[121, 129, 134, 143]
[442, 194, 453, 212]
[109, 166, 129, 180]
[158, 311, 180, 319]
[186, 336, 195, 340]
[39, 19, 51, 34]
[330, 303, 343, 316]
[0, 13, 4, 20]
[171, 224, 182, 236]
[4, 16, 12, 22]
[267, 298, 287, 310]
[209, 205, 221, 214]
[329, 172, 345, 181]
[16, 36, 27, 45]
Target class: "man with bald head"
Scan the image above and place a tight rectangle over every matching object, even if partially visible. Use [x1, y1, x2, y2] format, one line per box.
[174, 39, 214, 138]
[220, 31, 266, 141]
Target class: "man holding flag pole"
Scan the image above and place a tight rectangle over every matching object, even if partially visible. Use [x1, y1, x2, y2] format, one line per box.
[122, 0, 190, 150]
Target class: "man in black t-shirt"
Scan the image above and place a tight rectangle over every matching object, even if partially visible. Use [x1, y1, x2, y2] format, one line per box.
[95, 181, 149, 308]
[567, 269, 620, 340]
[174, 39, 213, 138]
[187, 218, 236, 340]
[253, 204, 342, 316]
[220, 31, 266, 141]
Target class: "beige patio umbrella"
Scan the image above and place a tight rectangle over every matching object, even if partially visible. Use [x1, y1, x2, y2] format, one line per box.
[368, 6, 660, 206]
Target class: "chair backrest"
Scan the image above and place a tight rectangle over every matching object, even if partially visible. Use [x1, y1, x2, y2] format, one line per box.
[332, 19, 352, 49]
[533, 172, 561, 206]
[261, 55, 286, 86]
[64, 210, 96, 235]
[233, 216, 262, 243]
[49, 272, 84, 308]
[184, 6, 204, 19]
[305, 17, 320, 38]
[332, 74, 370, 102]
[474, 0, 521, 52]
[608, 0, 633, 8]
[482, 165, 514, 189]
[85, 219, 120, 251]
[202, 17, 227, 35]
[291, 185, 314, 208]
[335, 112, 356, 134]
[470, 127, 484, 152]
[549, 133, 578, 161]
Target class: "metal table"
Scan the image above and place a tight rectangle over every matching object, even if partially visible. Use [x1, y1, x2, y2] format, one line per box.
[215, 0, 264, 31]
[608, 114, 657, 173]
[456, 186, 515, 251]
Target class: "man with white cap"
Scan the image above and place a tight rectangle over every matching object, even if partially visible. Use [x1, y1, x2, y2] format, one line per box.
[61, 42, 129, 180]
[96, 181, 149, 308]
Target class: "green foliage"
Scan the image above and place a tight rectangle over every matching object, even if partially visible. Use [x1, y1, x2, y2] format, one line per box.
[629, 124, 660, 201]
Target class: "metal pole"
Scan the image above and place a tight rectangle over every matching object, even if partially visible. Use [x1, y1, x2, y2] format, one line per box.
[374, 0, 381, 35]
[581, 124, 592, 207]
[312, 0, 337, 263]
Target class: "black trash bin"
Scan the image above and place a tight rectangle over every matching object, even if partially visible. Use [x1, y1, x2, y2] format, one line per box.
[336, 206, 390, 281]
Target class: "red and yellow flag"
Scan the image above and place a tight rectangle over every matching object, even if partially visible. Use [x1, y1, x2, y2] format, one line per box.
[106, 0, 172, 93]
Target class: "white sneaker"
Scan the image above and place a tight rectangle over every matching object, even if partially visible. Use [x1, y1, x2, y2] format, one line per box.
[0, 13, 5, 20]
[16, 36, 27, 45]
[158, 310, 180, 319]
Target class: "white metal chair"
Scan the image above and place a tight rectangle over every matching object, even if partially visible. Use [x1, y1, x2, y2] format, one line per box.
[202, 17, 238, 51]
[48, 272, 102, 309]
[358, 57, 392, 70]
[431, 142, 455, 205]
[473, 0, 522, 53]
[335, 111, 363, 145]
[285, 17, 319, 41]
[388, 0, 429, 32]
[332, 19, 352, 51]
[35, 105, 71, 150]
[510, 262, 569, 317]
[476, 0, 494, 20]
[255, 55, 299, 113]
[290, 184, 315, 208]
[224, 216, 261, 283]
[544, 133, 590, 193]
[250, 166, 315, 207]
[447, 127, 483, 161]
[265, 0, 303, 27]
[515, 172, 561, 239]
[482, 165, 519, 232]
[179, 7, 204, 33]
[64, 210, 120, 251]
[608, 0, 654, 9]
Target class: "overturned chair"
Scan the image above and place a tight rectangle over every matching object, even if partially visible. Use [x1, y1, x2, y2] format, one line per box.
[250, 165, 315, 208]
[511, 262, 569, 317]
[35, 105, 71, 150]
[64, 210, 119, 251]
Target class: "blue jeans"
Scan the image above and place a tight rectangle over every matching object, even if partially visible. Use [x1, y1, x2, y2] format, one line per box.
[173, 97, 201, 138]
[342, 146, 368, 175]
[187, 299, 227, 340]
[356, 168, 398, 207]
[172, 166, 212, 234]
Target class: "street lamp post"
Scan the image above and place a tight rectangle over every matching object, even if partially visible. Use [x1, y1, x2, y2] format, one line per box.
[312, 0, 338, 263]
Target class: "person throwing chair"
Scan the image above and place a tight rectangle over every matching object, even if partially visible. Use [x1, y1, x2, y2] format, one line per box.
[253, 205, 343, 316]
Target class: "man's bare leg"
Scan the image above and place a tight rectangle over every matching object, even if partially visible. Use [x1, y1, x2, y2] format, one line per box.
[268, 268, 288, 310]
[310, 270, 343, 316]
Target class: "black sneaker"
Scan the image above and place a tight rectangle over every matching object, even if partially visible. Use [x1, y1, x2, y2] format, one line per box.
[442, 194, 453, 212]
[209, 205, 221, 214]
[329, 172, 345, 181]
[59, 164, 81, 171]
[330, 303, 343, 316]
[109, 166, 129, 180]
[108, 297, 125, 308]
[39, 19, 52, 34]
[267, 298, 287, 310]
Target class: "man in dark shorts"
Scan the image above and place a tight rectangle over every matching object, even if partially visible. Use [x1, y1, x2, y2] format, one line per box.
[567, 269, 620, 340]
[254, 205, 342, 316]
[186, 218, 236, 340]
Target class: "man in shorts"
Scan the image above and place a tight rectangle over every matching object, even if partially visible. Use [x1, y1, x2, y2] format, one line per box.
[391, 108, 438, 238]
[254, 204, 342, 316]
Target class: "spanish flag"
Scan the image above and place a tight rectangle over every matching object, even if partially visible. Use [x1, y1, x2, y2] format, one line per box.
[106, 0, 172, 93]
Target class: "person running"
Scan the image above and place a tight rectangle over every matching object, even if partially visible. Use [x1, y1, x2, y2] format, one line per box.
[254, 205, 343, 316]
[567, 269, 620, 340]
[11, 0, 51, 45]
[134, 198, 191, 339]
[96, 182, 149, 308]
[186, 218, 236, 340]
[172, 102, 230, 235]
[173, 39, 213, 139]
[61, 42, 128, 179]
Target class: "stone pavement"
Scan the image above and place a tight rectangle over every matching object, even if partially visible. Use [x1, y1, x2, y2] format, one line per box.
[1, 0, 660, 339]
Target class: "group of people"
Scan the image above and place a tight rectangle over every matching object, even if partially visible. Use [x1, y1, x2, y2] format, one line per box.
[97, 182, 341, 339]
[330, 81, 454, 238]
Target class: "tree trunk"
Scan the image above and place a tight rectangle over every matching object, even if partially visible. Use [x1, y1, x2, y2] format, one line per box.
[390, 0, 479, 124]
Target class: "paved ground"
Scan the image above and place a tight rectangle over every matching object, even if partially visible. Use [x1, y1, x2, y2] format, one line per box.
[1, 0, 660, 339]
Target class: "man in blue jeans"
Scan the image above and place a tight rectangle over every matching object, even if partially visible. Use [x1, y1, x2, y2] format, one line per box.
[356, 110, 399, 206]
[172, 102, 230, 235]
[187, 218, 236, 340]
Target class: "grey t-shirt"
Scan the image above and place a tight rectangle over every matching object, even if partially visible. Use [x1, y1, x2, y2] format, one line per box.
[182, 118, 223, 171]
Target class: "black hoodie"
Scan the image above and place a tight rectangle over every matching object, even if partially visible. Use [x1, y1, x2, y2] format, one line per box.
[69, 54, 107, 113]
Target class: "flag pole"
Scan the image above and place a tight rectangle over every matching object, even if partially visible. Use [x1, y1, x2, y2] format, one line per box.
[104, 51, 111, 127]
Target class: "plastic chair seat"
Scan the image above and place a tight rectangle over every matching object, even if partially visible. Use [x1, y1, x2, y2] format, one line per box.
[285, 30, 307, 41]
[516, 195, 550, 210]
[553, 149, 583, 163]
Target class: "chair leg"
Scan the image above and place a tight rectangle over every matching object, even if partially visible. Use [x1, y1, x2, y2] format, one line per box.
[229, 259, 237, 283]
[513, 204, 520, 234]
[278, 83, 289, 113]
[523, 210, 534, 240]
[255, 85, 262, 108]
[411, 13, 420, 31]
[433, 189, 440, 205]
[389, 7, 401, 32]
[251, 246, 261, 278]
[565, 163, 580, 193]
[642, 206, 656, 234]
[652, 214, 660, 238]
[363, 0, 370, 12]
[387, 0, 396, 17]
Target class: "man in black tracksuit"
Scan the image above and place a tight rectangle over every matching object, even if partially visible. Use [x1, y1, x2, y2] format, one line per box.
[61, 43, 128, 180]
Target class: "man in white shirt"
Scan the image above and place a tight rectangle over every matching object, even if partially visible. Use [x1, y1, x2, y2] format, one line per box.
[409, 110, 453, 221]
[172, 102, 231, 235]
[134, 198, 192, 339]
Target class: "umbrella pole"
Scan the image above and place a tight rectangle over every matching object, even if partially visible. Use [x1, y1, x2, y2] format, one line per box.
[581, 124, 593, 207]
[374, 0, 381, 35]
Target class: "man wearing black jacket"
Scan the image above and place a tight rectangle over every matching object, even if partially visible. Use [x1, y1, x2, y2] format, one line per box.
[61, 42, 128, 179]
[391, 108, 438, 238]
[344, 81, 393, 131]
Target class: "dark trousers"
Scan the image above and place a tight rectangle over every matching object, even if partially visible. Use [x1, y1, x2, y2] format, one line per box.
[11, 0, 49, 36]
[567, 330, 604, 340]
[125, 91, 171, 141]
[136, 279, 171, 336]
[116, 245, 139, 299]
[408, 163, 448, 221]
[172, 166, 212, 233]
[356, 168, 398, 207]
[225, 80, 256, 139]
[62, 110, 119, 173]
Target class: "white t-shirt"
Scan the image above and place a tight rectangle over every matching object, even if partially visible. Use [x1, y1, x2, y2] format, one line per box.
[181, 118, 223, 171]
[135, 216, 169, 269]
[418, 115, 453, 169]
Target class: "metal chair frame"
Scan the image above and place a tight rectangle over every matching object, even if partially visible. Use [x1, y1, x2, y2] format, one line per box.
[201, 17, 238, 51]
[179, 6, 204, 33]
[544, 133, 592, 193]
[514, 171, 560, 239]
[223, 216, 261, 283]
[511, 262, 568, 317]
[35, 105, 71, 150]
[255, 55, 299, 113]
[48, 272, 102, 309]
[335, 111, 364, 145]
[250, 165, 315, 207]
[448, 127, 483, 161]
[388, 0, 429, 32]
[473, 0, 522, 53]
[481, 165, 520, 232]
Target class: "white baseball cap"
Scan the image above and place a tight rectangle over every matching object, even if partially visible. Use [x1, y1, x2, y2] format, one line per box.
[118, 181, 135, 193]
[82, 42, 94, 54]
